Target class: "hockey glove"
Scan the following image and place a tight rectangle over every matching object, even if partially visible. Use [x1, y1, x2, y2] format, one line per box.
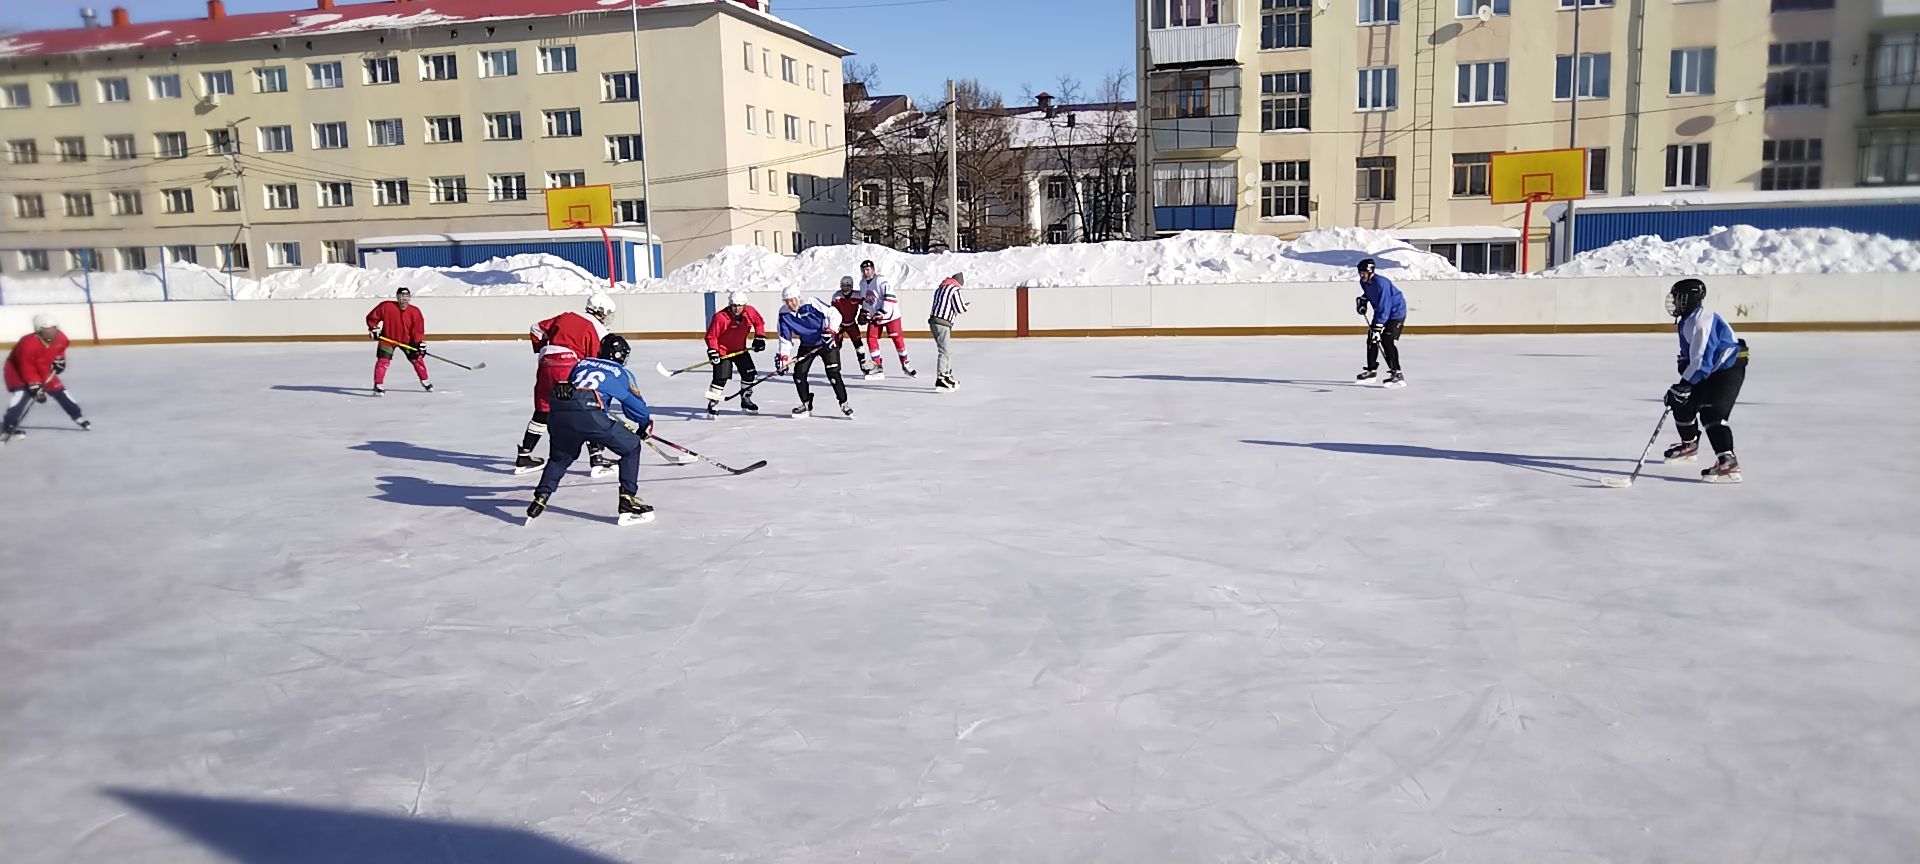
[409, 343, 426, 360]
[27, 383, 46, 403]
[776, 356, 792, 375]
[856, 310, 872, 326]
[1665, 381, 1693, 409]
[51, 357, 66, 374]
[640, 420, 654, 440]
[752, 335, 766, 352]
[1355, 296, 1369, 316]
[369, 328, 382, 341]
[1368, 325, 1383, 344]
[1676, 353, 1688, 375]
[707, 348, 722, 364]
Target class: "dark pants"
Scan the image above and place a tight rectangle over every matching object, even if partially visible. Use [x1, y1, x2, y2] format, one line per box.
[1366, 318, 1406, 372]
[1676, 355, 1747, 455]
[794, 342, 847, 405]
[4, 387, 83, 431]
[534, 395, 646, 499]
[708, 352, 758, 401]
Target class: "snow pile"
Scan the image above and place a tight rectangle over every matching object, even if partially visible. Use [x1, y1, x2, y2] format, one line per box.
[666, 227, 1467, 293]
[0, 254, 611, 305]
[1547, 225, 1920, 277]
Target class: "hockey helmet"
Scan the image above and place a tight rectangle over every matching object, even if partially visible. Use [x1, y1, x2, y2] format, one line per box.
[586, 292, 617, 318]
[727, 290, 748, 307]
[839, 275, 856, 289]
[1666, 278, 1707, 319]
[31, 313, 58, 331]
[599, 333, 631, 364]
[781, 285, 803, 301]
[1357, 258, 1377, 275]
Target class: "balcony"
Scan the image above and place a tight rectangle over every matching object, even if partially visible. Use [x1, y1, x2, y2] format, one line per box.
[1148, 85, 1242, 151]
[1149, 24, 1240, 67]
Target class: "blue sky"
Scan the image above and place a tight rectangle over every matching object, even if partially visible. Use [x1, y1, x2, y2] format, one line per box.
[4, 0, 1133, 107]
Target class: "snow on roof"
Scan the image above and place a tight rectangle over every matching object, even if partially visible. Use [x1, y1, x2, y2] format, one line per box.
[855, 104, 1136, 154]
[1546, 186, 1920, 216]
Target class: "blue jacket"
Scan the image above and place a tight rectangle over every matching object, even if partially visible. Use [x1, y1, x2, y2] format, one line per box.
[776, 297, 842, 357]
[1361, 273, 1407, 325]
[567, 357, 652, 427]
[1677, 307, 1740, 384]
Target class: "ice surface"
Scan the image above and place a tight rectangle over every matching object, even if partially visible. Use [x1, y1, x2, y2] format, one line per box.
[2, 333, 1917, 863]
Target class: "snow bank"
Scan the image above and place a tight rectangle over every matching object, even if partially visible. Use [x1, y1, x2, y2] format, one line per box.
[0, 254, 613, 305]
[1545, 225, 1920, 277]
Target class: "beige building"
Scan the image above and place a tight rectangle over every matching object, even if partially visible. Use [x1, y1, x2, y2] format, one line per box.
[1139, 0, 1918, 272]
[0, 0, 851, 278]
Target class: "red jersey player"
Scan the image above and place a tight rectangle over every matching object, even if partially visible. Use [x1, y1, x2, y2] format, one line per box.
[3, 313, 88, 441]
[830, 276, 873, 376]
[364, 287, 430, 394]
[516, 292, 616, 474]
[702, 290, 767, 417]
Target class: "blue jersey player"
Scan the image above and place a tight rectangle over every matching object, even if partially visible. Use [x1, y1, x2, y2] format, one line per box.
[1355, 258, 1408, 387]
[1661, 278, 1749, 482]
[527, 333, 658, 525]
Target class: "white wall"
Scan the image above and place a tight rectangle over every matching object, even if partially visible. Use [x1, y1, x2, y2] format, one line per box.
[1, 275, 1911, 346]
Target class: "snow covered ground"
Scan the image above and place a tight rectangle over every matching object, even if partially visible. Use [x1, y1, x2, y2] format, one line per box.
[1541, 224, 1920, 277]
[3, 333, 1917, 862]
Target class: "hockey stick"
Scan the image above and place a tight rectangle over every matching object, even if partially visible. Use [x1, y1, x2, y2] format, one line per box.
[378, 336, 487, 371]
[1600, 408, 1671, 488]
[655, 350, 749, 378]
[645, 437, 696, 465]
[0, 391, 36, 444]
[720, 342, 828, 403]
[647, 435, 766, 475]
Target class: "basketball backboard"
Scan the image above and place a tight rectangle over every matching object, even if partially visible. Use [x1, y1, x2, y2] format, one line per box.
[544, 184, 615, 230]
[1490, 148, 1587, 205]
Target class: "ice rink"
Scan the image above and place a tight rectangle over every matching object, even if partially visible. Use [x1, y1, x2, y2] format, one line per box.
[3, 333, 1917, 863]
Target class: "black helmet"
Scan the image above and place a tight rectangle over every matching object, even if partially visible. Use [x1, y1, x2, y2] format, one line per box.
[599, 333, 631, 365]
[1357, 258, 1377, 275]
[1666, 278, 1707, 319]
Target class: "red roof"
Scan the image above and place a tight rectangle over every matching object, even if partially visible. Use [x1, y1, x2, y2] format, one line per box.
[0, 0, 769, 60]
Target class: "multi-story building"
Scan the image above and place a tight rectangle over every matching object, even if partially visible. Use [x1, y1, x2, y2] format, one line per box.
[0, 0, 851, 278]
[1138, 0, 1915, 272]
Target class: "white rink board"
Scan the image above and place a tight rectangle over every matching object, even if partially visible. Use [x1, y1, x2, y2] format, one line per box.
[1, 334, 1917, 863]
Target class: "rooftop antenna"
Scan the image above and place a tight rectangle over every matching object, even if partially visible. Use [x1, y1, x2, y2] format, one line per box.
[80, 7, 100, 27]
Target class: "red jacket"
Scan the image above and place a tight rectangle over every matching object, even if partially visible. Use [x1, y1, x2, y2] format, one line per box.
[366, 301, 425, 346]
[831, 292, 863, 330]
[530, 310, 606, 358]
[5, 331, 68, 392]
[704, 306, 765, 353]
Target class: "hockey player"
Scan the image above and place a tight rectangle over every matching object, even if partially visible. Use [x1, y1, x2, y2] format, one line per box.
[527, 334, 657, 527]
[516, 292, 615, 475]
[776, 285, 852, 418]
[858, 259, 915, 379]
[1354, 258, 1407, 387]
[1661, 278, 1749, 482]
[364, 287, 430, 394]
[2, 313, 88, 439]
[703, 290, 766, 417]
[830, 276, 874, 375]
[928, 272, 968, 391]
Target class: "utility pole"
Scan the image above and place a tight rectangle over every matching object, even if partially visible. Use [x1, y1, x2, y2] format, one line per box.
[629, 0, 656, 277]
[945, 78, 958, 251]
[225, 116, 258, 280]
[1565, 0, 1582, 266]
[1134, 0, 1151, 239]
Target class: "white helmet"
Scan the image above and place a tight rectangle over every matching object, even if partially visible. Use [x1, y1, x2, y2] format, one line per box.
[31, 313, 58, 330]
[781, 285, 802, 301]
[727, 290, 748, 306]
[839, 276, 855, 288]
[585, 292, 616, 317]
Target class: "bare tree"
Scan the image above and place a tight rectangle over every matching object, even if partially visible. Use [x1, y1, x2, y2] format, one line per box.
[1029, 70, 1136, 244]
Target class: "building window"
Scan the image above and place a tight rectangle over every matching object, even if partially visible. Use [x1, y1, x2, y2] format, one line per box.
[49, 80, 80, 106]
[606, 135, 643, 162]
[259, 125, 293, 152]
[322, 240, 356, 264]
[374, 179, 410, 206]
[319, 181, 353, 207]
[603, 71, 638, 101]
[264, 184, 299, 210]
[1558, 0, 1613, 7]
[547, 171, 586, 189]
[1356, 156, 1397, 200]
[426, 116, 463, 144]
[860, 183, 880, 205]
[1665, 143, 1710, 189]
[102, 135, 135, 160]
[485, 112, 523, 141]
[1041, 222, 1068, 244]
[1766, 41, 1830, 108]
[480, 50, 518, 78]
[7, 140, 36, 164]
[422, 54, 458, 81]
[218, 244, 249, 271]
[150, 73, 182, 99]
[1771, 0, 1833, 9]
[369, 118, 405, 147]
[765, 109, 776, 135]
[826, 124, 836, 145]
[98, 77, 130, 103]
[13, 194, 44, 219]
[1457, 0, 1509, 15]
[787, 172, 803, 197]
[17, 250, 49, 271]
[213, 186, 240, 212]
[1044, 175, 1070, 200]
[1456, 61, 1508, 105]
[755, 230, 765, 247]
[1555, 53, 1612, 100]
[1, 83, 27, 108]
[810, 120, 819, 145]
[807, 64, 816, 90]
[1587, 146, 1608, 194]
[1359, 0, 1399, 24]
[1261, 71, 1311, 131]
[1259, 161, 1309, 218]
[313, 122, 349, 150]
[1152, 160, 1236, 206]
[489, 173, 528, 201]
[253, 66, 287, 93]
[268, 242, 301, 268]
[430, 176, 468, 203]
[362, 57, 399, 86]
[201, 70, 234, 97]
[1869, 33, 1920, 114]
[746, 104, 757, 132]
[67, 249, 101, 271]
[119, 247, 148, 270]
[55, 137, 85, 162]
[63, 193, 94, 217]
[1670, 47, 1716, 95]
[155, 132, 189, 158]
[1859, 128, 1920, 186]
[762, 48, 772, 76]
[767, 168, 777, 190]
[538, 46, 578, 74]
[1261, 0, 1312, 50]
[615, 199, 647, 223]
[1451, 152, 1492, 197]
[781, 56, 798, 84]
[163, 188, 194, 214]
[1148, 0, 1234, 27]
[544, 109, 584, 138]
[308, 62, 342, 89]
[1357, 67, 1398, 111]
[784, 114, 801, 141]
[207, 128, 237, 155]
[1760, 138, 1822, 190]
[748, 166, 760, 192]
[743, 41, 754, 71]
[111, 190, 142, 215]
[1425, 241, 1517, 274]
[164, 245, 196, 265]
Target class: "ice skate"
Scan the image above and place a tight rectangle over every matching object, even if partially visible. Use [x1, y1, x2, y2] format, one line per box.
[900, 360, 917, 378]
[421, 382, 433, 392]
[76, 419, 91, 430]
[741, 394, 759, 414]
[1701, 452, 1742, 483]
[865, 368, 885, 381]
[513, 450, 546, 475]
[840, 401, 854, 418]
[1383, 371, 1406, 388]
[857, 357, 876, 377]
[705, 401, 719, 420]
[525, 493, 548, 523]
[589, 452, 617, 479]
[792, 401, 812, 419]
[934, 375, 954, 392]
[372, 384, 386, 396]
[618, 492, 656, 526]
[1355, 369, 1378, 383]
[1663, 439, 1700, 463]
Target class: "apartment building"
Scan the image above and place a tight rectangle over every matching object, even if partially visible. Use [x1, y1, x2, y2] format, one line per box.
[0, 0, 851, 278]
[1139, 0, 1916, 272]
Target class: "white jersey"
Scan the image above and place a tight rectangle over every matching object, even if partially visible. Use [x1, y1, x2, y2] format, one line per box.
[859, 274, 898, 325]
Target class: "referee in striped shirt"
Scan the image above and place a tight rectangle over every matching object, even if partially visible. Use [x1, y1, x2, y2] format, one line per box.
[929, 272, 967, 391]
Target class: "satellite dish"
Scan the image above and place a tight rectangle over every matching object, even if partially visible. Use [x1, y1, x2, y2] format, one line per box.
[1316, 0, 1330, 10]
[1244, 171, 1259, 187]
[1734, 99, 1751, 116]
[1476, 5, 1493, 23]
[1242, 189, 1259, 206]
